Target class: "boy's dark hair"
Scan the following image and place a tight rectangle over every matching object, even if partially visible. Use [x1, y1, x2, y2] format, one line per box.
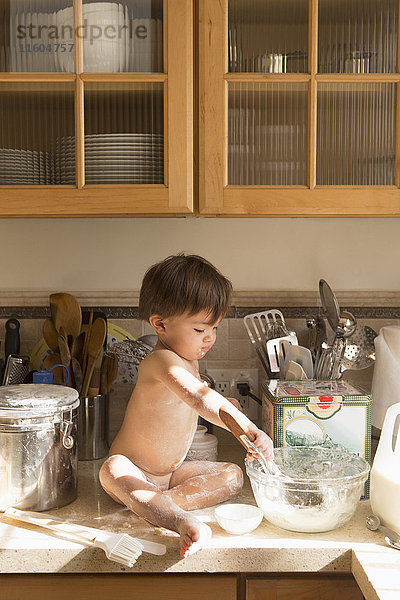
[139, 253, 232, 323]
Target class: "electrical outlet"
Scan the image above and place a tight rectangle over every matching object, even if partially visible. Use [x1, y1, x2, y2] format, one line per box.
[215, 381, 230, 396]
[205, 368, 259, 421]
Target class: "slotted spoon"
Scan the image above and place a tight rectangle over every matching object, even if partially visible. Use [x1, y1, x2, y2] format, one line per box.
[342, 325, 377, 370]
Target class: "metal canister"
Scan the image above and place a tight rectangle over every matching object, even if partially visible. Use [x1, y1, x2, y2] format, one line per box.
[0, 384, 79, 511]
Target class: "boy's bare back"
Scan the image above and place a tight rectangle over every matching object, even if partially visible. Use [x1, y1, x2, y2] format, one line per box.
[109, 348, 200, 477]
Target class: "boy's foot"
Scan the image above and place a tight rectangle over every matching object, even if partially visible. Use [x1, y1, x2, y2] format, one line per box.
[179, 517, 212, 558]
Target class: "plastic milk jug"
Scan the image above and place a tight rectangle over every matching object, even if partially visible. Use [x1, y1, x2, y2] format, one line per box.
[370, 402, 400, 532]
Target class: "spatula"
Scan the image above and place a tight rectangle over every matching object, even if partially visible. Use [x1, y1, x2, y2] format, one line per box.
[266, 333, 298, 373]
[281, 345, 313, 379]
[81, 318, 107, 397]
[244, 310, 290, 378]
[49, 293, 82, 339]
[219, 406, 282, 476]
[285, 361, 308, 380]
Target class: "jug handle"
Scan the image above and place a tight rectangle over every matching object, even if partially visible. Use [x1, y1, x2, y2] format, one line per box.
[377, 402, 400, 457]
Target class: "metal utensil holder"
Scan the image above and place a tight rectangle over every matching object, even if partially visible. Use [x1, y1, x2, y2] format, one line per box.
[78, 393, 109, 460]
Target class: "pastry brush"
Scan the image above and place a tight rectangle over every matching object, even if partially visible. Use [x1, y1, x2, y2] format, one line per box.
[2, 507, 166, 567]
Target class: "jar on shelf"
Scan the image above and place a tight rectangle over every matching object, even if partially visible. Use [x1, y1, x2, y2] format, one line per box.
[186, 425, 218, 462]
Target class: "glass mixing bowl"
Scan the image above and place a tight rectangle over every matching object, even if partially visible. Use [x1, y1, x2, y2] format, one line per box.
[246, 446, 370, 533]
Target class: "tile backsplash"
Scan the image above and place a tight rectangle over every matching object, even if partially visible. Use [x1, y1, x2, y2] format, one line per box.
[1, 290, 398, 400]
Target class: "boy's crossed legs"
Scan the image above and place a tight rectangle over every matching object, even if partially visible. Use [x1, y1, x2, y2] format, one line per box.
[99, 455, 243, 557]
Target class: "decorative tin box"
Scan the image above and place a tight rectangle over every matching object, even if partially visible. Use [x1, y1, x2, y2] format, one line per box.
[262, 379, 372, 498]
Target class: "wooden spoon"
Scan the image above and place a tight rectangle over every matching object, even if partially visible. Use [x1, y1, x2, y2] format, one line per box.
[70, 357, 83, 393]
[58, 332, 72, 387]
[42, 318, 59, 352]
[87, 348, 103, 397]
[81, 309, 93, 376]
[81, 318, 107, 397]
[82, 309, 108, 350]
[71, 331, 85, 367]
[49, 292, 82, 339]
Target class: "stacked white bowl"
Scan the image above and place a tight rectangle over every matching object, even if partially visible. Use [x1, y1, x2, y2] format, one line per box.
[56, 2, 129, 72]
[10, 2, 129, 72]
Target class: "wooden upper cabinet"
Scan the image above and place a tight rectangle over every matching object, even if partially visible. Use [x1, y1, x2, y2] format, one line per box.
[0, 0, 193, 216]
[199, 0, 400, 216]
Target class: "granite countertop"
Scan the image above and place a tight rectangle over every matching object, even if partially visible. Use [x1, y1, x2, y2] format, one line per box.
[0, 441, 399, 600]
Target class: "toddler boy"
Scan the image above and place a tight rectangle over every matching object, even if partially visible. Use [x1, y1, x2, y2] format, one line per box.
[99, 254, 273, 557]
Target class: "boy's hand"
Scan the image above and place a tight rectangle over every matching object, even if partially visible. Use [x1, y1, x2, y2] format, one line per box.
[247, 428, 274, 461]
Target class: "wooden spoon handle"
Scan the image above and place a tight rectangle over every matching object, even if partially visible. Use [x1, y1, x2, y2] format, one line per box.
[218, 406, 256, 448]
[81, 355, 96, 397]
[81, 310, 93, 376]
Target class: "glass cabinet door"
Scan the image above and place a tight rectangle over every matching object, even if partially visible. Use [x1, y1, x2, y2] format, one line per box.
[0, 0, 192, 215]
[1, 0, 163, 73]
[84, 81, 163, 184]
[228, 82, 307, 185]
[318, 0, 398, 73]
[0, 82, 75, 184]
[3, 0, 75, 73]
[317, 83, 396, 185]
[82, 0, 163, 73]
[228, 0, 308, 73]
[200, 0, 400, 216]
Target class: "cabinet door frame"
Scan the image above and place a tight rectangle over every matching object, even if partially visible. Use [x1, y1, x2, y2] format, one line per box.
[0, 0, 193, 217]
[198, 0, 400, 217]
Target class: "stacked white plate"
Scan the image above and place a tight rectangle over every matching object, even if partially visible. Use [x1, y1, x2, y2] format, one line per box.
[0, 133, 164, 185]
[84, 133, 164, 184]
[55, 137, 75, 184]
[54, 133, 163, 184]
[0, 148, 55, 185]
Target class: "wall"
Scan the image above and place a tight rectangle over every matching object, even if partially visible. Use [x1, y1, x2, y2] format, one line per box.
[0, 217, 399, 291]
[1, 214, 398, 426]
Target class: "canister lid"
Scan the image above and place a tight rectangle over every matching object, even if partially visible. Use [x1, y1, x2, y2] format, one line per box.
[0, 384, 79, 417]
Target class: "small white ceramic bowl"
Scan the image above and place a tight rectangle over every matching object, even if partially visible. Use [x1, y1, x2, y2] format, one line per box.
[214, 503, 263, 535]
